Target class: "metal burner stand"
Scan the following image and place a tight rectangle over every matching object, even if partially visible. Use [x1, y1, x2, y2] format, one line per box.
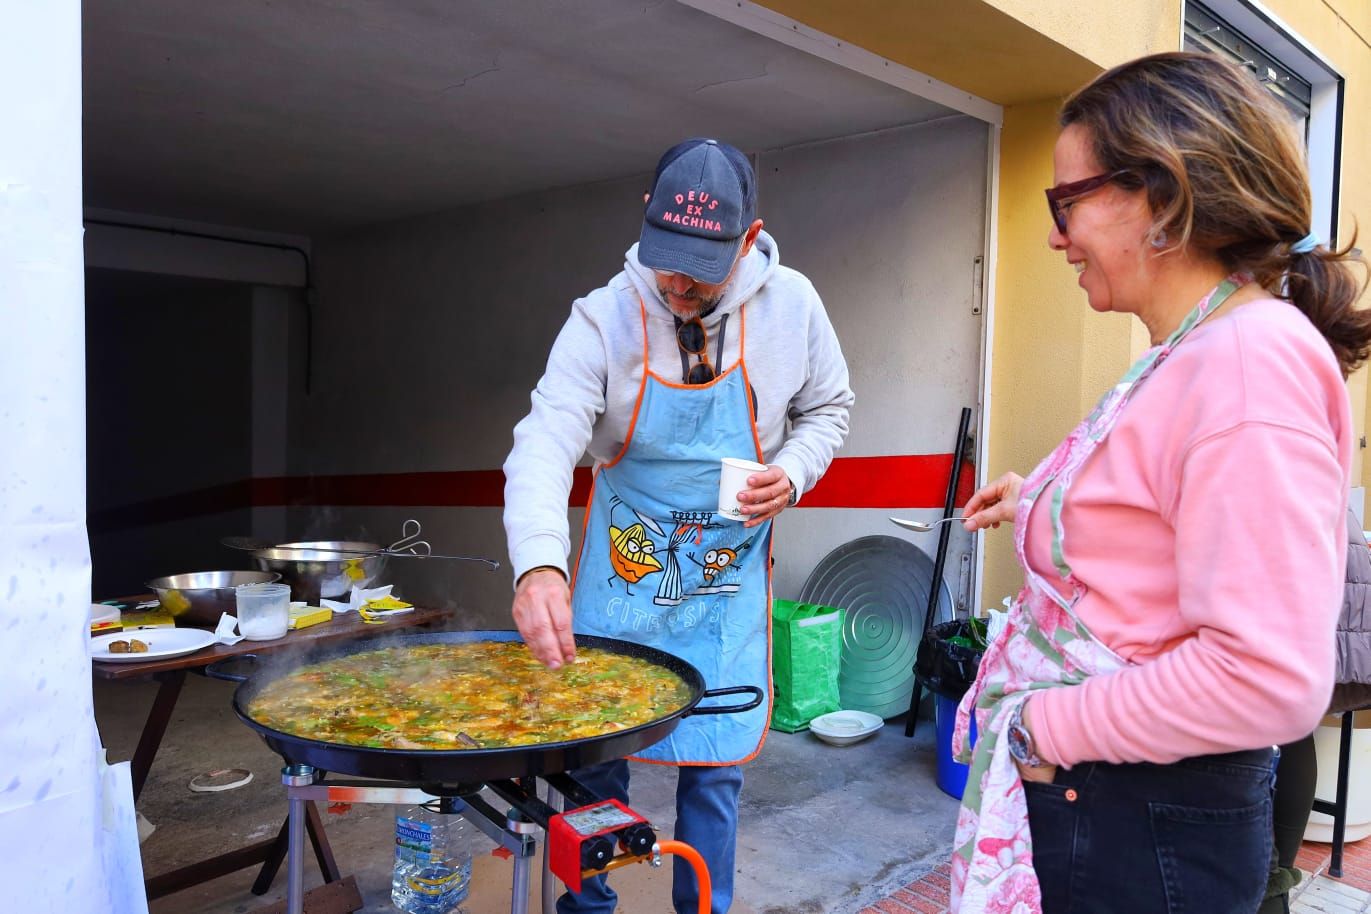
[281, 763, 661, 914]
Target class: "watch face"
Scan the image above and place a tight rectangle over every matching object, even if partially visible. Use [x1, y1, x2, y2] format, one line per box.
[1007, 724, 1030, 763]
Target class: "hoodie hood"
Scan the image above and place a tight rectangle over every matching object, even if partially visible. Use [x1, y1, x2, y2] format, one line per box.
[623, 230, 779, 321]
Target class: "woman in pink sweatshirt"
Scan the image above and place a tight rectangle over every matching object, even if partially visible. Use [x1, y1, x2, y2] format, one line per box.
[949, 52, 1371, 914]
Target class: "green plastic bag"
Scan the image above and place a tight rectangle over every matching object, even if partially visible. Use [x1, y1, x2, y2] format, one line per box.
[770, 599, 845, 733]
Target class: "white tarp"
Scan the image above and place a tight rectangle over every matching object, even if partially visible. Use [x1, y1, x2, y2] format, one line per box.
[0, 1, 147, 909]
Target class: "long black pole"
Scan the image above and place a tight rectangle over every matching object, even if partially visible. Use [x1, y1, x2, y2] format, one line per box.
[904, 406, 973, 737]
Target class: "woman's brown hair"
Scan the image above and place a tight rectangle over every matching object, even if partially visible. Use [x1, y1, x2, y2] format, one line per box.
[1061, 51, 1370, 376]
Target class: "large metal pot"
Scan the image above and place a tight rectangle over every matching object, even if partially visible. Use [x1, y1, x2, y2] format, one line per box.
[146, 570, 282, 627]
[252, 541, 387, 604]
[220, 630, 764, 783]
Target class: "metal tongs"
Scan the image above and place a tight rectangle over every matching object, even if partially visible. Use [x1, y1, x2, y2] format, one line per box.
[221, 519, 501, 570]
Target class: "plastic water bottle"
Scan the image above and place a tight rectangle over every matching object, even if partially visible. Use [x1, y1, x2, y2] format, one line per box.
[391, 803, 473, 914]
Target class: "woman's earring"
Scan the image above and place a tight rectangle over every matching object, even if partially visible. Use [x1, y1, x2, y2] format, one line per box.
[1151, 230, 1168, 249]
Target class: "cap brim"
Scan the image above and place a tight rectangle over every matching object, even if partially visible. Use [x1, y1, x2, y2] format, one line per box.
[637, 221, 742, 285]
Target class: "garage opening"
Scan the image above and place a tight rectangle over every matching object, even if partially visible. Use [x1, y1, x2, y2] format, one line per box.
[82, 0, 995, 625]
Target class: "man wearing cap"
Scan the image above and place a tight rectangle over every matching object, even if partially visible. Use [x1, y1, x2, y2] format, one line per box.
[503, 138, 852, 914]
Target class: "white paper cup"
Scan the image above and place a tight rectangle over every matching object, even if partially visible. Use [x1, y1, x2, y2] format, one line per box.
[718, 457, 769, 521]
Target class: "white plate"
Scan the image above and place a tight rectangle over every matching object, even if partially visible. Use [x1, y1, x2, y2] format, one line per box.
[90, 628, 218, 663]
[809, 709, 885, 747]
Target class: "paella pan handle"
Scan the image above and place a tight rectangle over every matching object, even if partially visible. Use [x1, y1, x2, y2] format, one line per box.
[204, 654, 260, 683]
[687, 685, 764, 716]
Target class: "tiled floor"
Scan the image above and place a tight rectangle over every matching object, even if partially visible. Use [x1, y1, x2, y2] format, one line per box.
[1292, 840, 1371, 914]
[857, 839, 1371, 914]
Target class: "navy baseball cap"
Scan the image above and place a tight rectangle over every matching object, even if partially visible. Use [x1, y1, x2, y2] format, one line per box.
[638, 138, 757, 284]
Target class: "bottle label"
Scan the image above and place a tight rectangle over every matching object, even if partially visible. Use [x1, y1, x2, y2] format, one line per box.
[396, 817, 434, 853]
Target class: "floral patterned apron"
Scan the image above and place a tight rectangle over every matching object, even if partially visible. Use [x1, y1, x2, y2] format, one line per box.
[950, 275, 1247, 912]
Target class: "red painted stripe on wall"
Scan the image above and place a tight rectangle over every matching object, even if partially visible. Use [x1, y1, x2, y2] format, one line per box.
[89, 455, 975, 532]
[805, 455, 977, 508]
[247, 468, 594, 509]
[252, 456, 975, 510]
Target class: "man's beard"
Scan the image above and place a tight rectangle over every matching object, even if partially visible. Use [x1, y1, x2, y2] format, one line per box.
[658, 284, 724, 320]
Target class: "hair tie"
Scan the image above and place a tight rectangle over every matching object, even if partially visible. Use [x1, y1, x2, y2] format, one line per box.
[1291, 232, 1319, 255]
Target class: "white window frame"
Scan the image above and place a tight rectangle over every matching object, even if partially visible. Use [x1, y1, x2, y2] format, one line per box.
[1183, 0, 1345, 247]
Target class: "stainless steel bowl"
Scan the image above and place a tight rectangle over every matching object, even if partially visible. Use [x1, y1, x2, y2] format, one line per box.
[251, 541, 387, 605]
[146, 570, 283, 628]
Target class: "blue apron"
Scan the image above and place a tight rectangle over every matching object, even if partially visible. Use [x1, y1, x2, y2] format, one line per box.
[570, 298, 773, 765]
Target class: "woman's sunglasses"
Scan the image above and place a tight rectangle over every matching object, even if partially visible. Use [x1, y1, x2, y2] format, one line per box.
[676, 318, 716, 385]
[1045, 170, 1130, 235]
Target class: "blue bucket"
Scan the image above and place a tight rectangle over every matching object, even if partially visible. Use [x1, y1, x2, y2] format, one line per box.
[934, 693, 977, 799]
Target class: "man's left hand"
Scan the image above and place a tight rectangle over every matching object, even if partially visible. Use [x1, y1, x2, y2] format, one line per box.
[737, 464, 793, 528]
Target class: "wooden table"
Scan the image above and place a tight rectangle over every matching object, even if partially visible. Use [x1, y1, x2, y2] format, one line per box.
[93, 605, 448, 905]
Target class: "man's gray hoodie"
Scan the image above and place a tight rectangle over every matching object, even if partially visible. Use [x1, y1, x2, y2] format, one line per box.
[502, 231, 853, 582]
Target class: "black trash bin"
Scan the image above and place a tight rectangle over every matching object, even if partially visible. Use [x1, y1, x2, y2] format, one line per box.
[915, 618, 985, 701]
[915, 618, 987, 798]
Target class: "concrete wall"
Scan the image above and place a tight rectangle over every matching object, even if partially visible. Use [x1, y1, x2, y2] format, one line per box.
[85, 269, 257, 595]
[302, 173, 646, 624]
[760, 116, 988, 613]
[306, 118, 990, 628]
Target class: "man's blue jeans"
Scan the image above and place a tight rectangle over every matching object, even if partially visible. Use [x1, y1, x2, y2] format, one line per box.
[555, 759, 743, 914]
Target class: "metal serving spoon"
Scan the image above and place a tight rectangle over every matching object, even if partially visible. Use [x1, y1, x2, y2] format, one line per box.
[888, 515, 967, 533]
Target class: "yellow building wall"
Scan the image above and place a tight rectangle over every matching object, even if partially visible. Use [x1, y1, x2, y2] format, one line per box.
[944, 3, 1180, 604]
[756, 0, 1371, 602]
[983, 0, 1371, 601]
[1262, 0, 1371, 514]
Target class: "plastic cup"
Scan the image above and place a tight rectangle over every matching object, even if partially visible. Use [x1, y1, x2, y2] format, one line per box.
[718, 457, 768, 522]
[236, 582, 291, 641]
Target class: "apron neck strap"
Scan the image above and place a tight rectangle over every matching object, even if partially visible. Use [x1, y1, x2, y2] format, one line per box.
[1024, 271, 1250, 599]
[637, 295, 749, 380]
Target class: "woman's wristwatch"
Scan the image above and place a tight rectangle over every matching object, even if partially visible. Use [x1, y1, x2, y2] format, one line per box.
[1006, 700, 1045, 768]
[786, 476, 799, 507]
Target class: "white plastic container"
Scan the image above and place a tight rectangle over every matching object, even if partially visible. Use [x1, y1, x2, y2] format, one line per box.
[235, 582, 290, 641]
[1305, 711, 1371, 844]
[89, 603, 121, 635]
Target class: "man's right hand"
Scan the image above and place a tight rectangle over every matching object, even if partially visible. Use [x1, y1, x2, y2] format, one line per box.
[511, 567, 576, 669]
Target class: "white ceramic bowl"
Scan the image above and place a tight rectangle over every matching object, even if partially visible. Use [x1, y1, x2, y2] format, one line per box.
[809, 709, 884, 747]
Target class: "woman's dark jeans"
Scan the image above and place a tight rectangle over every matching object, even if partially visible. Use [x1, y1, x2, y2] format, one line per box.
[1026, 747, 1274, 914]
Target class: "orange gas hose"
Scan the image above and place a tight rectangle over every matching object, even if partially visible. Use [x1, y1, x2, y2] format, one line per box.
[657, 840, 712, 914]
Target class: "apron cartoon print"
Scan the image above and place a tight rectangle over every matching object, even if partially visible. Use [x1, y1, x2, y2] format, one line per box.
[571, 298, 773, 765]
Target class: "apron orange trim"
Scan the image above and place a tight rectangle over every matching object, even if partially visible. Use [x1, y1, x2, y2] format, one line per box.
[626, 301, 773, 766]
[565, 295, 773, 767]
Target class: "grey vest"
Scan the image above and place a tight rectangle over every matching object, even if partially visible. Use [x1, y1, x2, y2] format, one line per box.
[1332, 508, 1371, 713]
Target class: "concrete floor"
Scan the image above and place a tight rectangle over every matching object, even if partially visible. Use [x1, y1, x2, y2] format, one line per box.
[95, 675, 957, 914]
